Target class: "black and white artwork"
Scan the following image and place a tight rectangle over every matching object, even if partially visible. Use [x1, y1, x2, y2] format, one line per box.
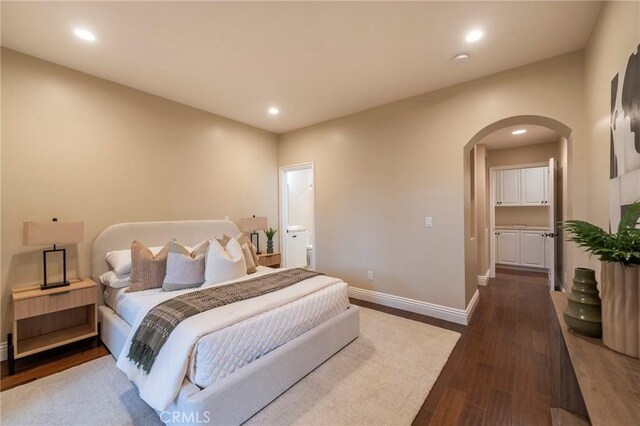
[610, 44, 640, 230]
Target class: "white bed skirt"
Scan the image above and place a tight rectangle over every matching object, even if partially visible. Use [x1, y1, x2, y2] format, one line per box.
[99, 305, 360, 425]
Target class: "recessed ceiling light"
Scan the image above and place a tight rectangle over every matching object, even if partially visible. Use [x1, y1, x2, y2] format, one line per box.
[512, 129, 527, 135]
[74, 28, 96, 42]
[453, 53, 470, 63]
[268, 107, 279, 116]
[465, 30, 484, 43]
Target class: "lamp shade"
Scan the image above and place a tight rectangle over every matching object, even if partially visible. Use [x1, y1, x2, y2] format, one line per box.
[23, 221, 84, 246]
[240, 216, 268, 233]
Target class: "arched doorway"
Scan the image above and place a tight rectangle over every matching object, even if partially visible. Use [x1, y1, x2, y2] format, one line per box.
[463, 115, 574, 295]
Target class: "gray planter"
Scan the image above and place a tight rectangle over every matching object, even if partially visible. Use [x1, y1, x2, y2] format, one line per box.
[563, 268, 602, 338]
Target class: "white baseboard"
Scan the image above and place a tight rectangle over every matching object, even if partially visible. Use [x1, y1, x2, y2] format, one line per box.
[348, 287, 472, 325]
[466, 289, 480, 323]
[556, 275, 565, 292]
[477, 269, 491, 286]
[0, 341, 7, 362]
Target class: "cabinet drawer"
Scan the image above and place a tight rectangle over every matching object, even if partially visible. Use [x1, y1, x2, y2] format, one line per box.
[14, 287, 97, 320]
[259, 254, 281, 267]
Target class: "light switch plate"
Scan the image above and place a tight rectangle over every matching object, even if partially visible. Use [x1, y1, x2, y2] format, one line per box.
[367, 271, 373, 281]
[425, 217, 433, 228]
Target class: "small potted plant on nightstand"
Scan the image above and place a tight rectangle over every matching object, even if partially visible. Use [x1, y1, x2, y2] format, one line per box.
[264, 227, 278, 254]
[563, 202, 640, 358]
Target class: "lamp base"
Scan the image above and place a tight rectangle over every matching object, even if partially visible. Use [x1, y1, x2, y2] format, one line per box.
[41, 281, 71, 290]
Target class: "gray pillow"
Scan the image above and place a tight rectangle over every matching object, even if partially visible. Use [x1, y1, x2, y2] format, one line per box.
[162, 240, 209, 292]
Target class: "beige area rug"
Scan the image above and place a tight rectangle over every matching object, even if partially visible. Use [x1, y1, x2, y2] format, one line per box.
[0, 308, 460, 426]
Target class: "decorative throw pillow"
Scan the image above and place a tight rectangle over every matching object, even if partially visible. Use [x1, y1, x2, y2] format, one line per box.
[106, 246, 164, 275]
[232, 233, 260, 273]
[163, 240, 210, 292]
[240, 243, 258, 274]
[99, 270, 131, 289]
[216, 234, 231, 248]
[204, 238, 247, 284]
[128, 241, 169, 292]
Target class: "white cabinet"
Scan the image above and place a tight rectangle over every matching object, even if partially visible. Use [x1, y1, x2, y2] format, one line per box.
[496, 229, 548, 269]
[497, 169, 520, 206]
[495, 166, 549, 206]
[496, 230, 520, 265]
[520, 231, 546, 267]
[520, 167, 547, 206]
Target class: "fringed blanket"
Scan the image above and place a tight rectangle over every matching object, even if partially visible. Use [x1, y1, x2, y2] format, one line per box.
[127, 268, 322, 373]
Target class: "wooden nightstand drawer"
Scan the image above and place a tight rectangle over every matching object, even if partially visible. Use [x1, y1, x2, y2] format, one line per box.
[258, 252, 281, 268]
[14, 287, 96, 320]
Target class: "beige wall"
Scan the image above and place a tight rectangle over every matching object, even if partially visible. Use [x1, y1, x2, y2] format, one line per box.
[1, 49, 279, 336]
[557, 136, 569, 288]
[495, 207, 549, 228]
[279, 51, 587, 310]
[473, 145, 489, 275]
[585, 1, 640, 276]
[487, 141, 558, 168]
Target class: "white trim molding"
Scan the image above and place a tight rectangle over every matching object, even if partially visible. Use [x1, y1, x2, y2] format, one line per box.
[477, 269, 491, 286]
[349, 287, 475, 325]
[0, 341, 7, 362]
[466, 289, 480, 323]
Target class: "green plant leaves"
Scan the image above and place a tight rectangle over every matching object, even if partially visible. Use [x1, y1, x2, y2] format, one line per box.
[263, 227, 278, 240]
[562, 201, 640, 266]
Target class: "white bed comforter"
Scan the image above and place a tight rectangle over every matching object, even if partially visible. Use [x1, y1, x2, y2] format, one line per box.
[116, 269, 343, 411]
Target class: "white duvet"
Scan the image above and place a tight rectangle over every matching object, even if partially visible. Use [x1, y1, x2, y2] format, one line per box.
[116, 268, 344, 411]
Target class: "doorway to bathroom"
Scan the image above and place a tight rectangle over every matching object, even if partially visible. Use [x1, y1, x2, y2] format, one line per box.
[279, 162, 315, 269]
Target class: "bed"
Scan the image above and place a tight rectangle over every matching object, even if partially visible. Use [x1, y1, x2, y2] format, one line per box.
[93, 220, 360, 426]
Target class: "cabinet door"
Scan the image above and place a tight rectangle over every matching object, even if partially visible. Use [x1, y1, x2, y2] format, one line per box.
[520, 167, 547, 205]
[520, 231, 546, 268]
[499, 169, 520, 206]
[495, 171, 502, 205]
[497, 230, 520, 265]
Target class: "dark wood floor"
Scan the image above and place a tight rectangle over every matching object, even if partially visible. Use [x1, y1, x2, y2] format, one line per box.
[0, 337, 108, 392]
[351, 268, 552, 425]
[1, 269, 552, 425]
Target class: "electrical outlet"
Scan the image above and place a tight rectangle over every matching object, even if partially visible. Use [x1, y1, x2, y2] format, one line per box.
[367, 271, 374, 281]
[425, 217, 433, 228]
[224, 216, 229, 221]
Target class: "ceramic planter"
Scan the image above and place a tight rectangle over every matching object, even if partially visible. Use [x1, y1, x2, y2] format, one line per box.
[266, 239, 274, 254]
[563, 268, 602, 337]
[601, 262, 640, 358]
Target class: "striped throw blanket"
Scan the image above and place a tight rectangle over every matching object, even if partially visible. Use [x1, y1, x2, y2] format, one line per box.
[127, 268, 323, 373]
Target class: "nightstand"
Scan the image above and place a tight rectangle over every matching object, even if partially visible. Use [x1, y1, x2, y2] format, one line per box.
[258, 252, 281, 268]
[8, 278, 98, 375]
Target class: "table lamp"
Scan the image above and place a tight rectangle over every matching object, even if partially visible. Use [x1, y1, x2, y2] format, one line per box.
[240, 216, 268, 254]
[23, 218, 84, 289]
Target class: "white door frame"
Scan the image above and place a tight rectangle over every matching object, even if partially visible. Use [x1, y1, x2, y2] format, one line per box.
[279, 162, 316, 269]
[489, 161, 548, 278]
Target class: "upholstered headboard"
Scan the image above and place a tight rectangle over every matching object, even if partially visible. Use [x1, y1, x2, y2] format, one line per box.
[92, 220, 241, 304]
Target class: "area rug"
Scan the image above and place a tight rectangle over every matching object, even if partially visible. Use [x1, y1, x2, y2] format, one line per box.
[0, 307, 460, 425]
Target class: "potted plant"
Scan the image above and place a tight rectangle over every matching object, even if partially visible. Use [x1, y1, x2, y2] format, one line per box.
[264, 227, 278, 254]
[563, 201, 640, 358]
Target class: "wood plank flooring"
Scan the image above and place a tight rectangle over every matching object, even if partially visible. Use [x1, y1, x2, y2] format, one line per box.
[0, 337, 108, 392]
[1, 268, 553, 425]
[351, 268, 553, 425]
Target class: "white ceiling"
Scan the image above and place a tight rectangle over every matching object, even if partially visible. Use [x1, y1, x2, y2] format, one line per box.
[481, 125, 560, 150]
[1, 1, 602, 134]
